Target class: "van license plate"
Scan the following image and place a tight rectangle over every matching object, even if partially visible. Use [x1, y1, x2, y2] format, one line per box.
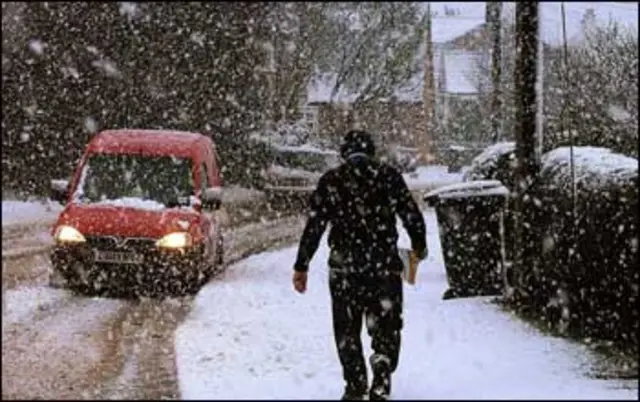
[94, 250, 144, 264]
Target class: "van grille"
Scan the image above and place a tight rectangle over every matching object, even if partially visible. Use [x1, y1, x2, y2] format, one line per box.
[85, 235, 156, 252]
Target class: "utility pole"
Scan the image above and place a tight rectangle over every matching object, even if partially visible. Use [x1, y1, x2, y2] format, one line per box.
[536, 3, 544, 162]
[486, 2, 503, 142]
[512, 1, 540, 301]
[421, 2, 436, 164]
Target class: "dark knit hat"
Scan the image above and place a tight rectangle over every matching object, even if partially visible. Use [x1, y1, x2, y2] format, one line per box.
[340, 130, 376, 159]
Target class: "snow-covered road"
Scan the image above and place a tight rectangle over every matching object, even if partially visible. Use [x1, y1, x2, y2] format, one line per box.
[1, 198, 305, 400]
[175, 209, 637, 400]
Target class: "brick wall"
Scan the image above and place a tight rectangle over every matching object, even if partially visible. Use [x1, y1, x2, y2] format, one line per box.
[314, 101, 427, 148]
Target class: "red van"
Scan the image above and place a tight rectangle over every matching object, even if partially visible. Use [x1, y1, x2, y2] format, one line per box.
[49, 129, 225, 296]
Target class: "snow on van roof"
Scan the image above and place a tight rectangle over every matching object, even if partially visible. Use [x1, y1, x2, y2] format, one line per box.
[97, 129, 205, 141]
[89, 129, 207, 157]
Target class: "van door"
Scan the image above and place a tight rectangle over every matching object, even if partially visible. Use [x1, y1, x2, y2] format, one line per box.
[199, 162, 217, 266]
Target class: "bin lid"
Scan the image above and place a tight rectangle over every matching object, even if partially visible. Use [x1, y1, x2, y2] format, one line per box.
[424, 179, 509, 201]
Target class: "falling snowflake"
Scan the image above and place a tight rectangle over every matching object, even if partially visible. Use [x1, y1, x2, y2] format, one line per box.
[27, 39, 45, 55]
[91, 59, 122, 79]
[119, 2, 139, 20]
[84, 117, 98, 133]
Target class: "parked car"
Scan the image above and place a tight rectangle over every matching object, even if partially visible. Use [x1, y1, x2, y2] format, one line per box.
[380, 145, 419, 173]
[261, 144, 340, 210]
[49, 129, 226, 296]
[262, 144, 340, 191]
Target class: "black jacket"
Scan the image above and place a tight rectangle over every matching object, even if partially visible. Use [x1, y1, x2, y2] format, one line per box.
[293, 155, 427, 274]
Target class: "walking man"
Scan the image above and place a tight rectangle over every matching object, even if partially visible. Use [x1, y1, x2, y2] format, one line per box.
[292, 130, 427, 400]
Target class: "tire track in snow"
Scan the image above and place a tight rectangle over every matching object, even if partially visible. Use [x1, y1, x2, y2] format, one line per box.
[2, 253, 50, 290]
[2, 293, 129, 400]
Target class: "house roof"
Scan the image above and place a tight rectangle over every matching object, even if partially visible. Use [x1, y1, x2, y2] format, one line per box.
[431, 19, 485, 44]
[306, 70, 428, 105]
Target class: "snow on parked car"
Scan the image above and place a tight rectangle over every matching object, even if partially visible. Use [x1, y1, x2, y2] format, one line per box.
[262, 143, 340, 192]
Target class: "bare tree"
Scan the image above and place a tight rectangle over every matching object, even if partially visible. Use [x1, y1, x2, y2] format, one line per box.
[264, 2, 335, 123]
[470, 6, 638, 158]
[317, 2, 427, 107]
[545, 18, 638, 157]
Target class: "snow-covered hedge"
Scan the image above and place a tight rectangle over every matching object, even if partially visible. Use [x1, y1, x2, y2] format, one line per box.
[464, 142, 639, 346]
[528, 146, 638, 346]
[539, 146, 637, 192]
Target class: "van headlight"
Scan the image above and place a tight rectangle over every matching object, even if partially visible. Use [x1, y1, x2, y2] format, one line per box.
[54, 225, 87, 244]
[156, 232, 192, 249]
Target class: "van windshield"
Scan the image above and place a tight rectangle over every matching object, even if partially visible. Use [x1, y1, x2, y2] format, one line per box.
[74, 153, 195, 208]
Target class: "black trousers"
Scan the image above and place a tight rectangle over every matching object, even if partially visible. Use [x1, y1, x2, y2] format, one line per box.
[329, 269, 403, 392]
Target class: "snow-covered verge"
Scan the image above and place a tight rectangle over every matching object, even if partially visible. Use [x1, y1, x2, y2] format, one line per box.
[2, 199, 63, 228]
[174, 209, 636, 400]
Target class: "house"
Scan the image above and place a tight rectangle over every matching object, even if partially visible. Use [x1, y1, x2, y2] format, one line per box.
[304, 17, 493, 147]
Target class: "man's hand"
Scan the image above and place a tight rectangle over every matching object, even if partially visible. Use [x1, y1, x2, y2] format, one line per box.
[292, 271, 308, 294]
[413, 247, 427, 261]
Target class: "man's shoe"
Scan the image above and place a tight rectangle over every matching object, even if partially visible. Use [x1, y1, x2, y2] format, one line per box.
[341, 383, 368, 400]
[369, 379, 390, 400]
[341, 389, 367, 400]
[369, 357, 391, 400]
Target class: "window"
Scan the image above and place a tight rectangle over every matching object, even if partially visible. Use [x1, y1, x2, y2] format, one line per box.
[301, 105, 319, 132]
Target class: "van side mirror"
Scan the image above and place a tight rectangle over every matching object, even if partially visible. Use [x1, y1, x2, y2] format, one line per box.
[201, 186, 223, 210]
[51, 179, 70, 204]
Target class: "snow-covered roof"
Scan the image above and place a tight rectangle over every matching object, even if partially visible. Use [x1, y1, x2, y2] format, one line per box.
[443, 51, 484, 94]
[272, 143, 338, 156]
[431, 19, 485, 44]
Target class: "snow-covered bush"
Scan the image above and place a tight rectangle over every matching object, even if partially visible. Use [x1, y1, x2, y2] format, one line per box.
[463, 141, 517, 190]
[379, 145, 418, 173]
[436, 143, 487, 173]
[529, 146, 638, 346]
